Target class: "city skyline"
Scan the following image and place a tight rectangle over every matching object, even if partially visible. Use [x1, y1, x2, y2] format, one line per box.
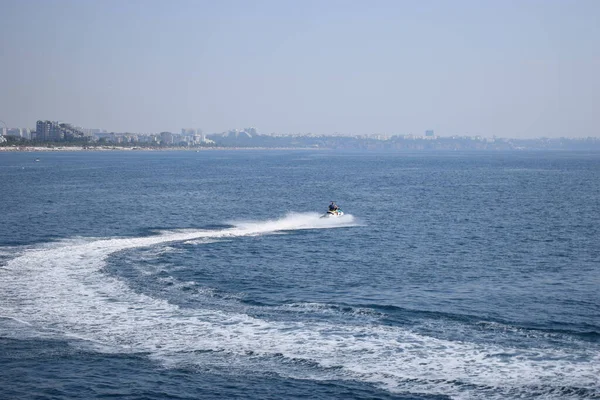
[1, 0, 599, 138]
[1, 117, 600, 141]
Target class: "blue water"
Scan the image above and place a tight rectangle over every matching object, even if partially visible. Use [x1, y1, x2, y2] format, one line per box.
[1, 150, 599, 399]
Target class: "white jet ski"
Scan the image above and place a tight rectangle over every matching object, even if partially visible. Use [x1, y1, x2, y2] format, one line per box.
[323, 209, 344, 217]
[321, 203, 344, 218]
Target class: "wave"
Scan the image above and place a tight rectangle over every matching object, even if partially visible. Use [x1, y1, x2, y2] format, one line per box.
[0, 214, 599, 399]
[354, 304, 600, 342]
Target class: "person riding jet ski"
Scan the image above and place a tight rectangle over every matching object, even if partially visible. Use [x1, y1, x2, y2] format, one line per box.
[329, 201, 338, 212]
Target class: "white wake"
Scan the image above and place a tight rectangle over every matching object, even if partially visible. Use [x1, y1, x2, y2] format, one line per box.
[0, 213, 598, 399]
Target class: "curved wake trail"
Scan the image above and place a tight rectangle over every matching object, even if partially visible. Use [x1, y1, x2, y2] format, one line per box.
[0, 213, 598, 399]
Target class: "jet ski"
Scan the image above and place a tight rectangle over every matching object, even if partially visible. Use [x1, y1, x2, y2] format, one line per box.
[323, 209, 344, 217]
[321, 203, 344, 218]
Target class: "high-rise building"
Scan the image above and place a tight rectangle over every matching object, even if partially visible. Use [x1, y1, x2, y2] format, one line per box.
[36, 120, 56, 141]
[35, 120, 86, 141]
[425, 130, 435, 137]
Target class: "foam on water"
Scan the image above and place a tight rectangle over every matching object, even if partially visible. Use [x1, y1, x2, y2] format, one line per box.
[229, 211, 358, 232]
[0, 213, 598, 399]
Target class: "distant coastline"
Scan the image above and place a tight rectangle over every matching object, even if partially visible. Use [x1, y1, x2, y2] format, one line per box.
[3, 121, 599, 151]
[0, 145, 320, 152]
[2, 135, 600, 153]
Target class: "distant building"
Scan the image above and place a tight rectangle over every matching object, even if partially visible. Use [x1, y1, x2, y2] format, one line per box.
[83, 128, 103, 136]
[181, 128, 206, 143]
[192, 134, 204, 144]
[35, 120, 60, 141]
[425, 130, 435, 137]
[92, 132, 113, 142]
[5, 128, 23, 138]
[21, 128, 32, 140]
[35, 120, 87, 141]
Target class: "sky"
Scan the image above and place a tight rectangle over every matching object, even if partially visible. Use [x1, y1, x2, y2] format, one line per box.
[0, 0, 599, 138]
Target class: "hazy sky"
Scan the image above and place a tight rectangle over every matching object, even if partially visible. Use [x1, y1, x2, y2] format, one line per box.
[1, 0, 598, 137]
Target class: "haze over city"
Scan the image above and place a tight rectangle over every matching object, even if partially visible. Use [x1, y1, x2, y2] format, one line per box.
[1, 0, 598, 138]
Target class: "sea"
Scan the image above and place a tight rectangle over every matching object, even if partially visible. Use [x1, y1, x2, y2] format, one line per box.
[0, 150, 598, 400]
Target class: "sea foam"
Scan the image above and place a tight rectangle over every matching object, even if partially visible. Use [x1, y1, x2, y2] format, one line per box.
[0, 214, 598, 399]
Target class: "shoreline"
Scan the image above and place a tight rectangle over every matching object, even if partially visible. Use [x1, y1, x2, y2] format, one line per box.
[0, 145, 320, 152]
[2, 145, 599, 154]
